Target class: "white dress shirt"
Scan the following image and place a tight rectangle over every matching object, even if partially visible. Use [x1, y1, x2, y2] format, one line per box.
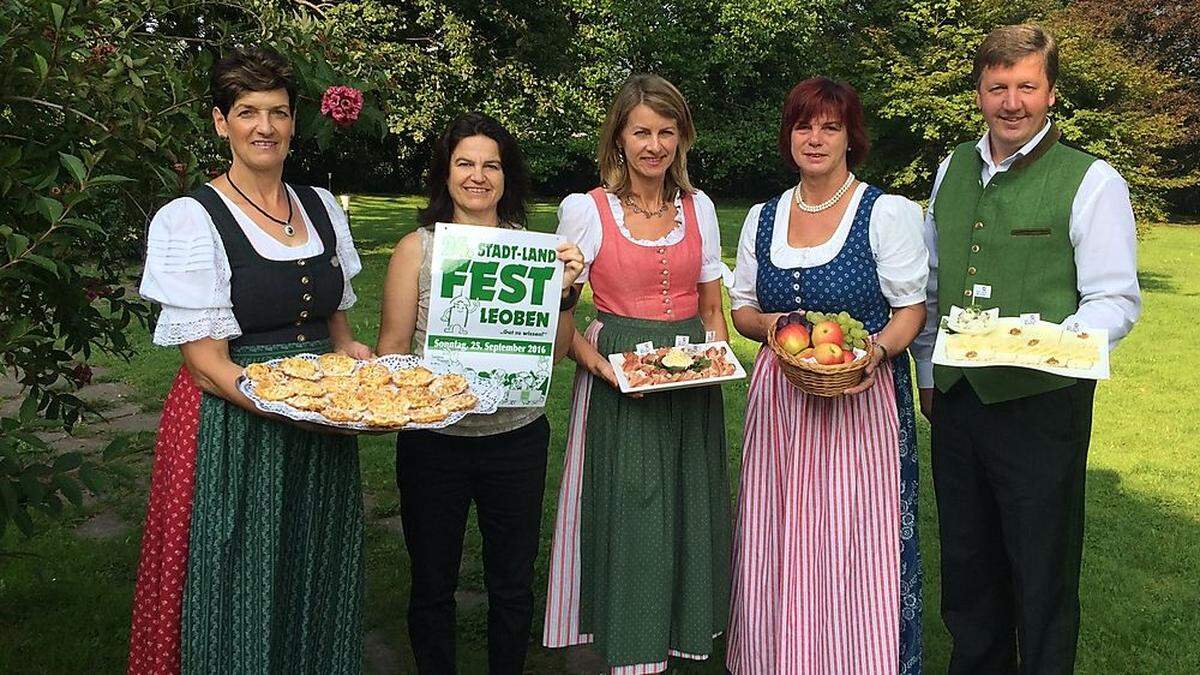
[730, 184, 928, 311]
[910, 121, 1142, 388]
[556, 189, 725, 284]
[139, 186, 362, 346]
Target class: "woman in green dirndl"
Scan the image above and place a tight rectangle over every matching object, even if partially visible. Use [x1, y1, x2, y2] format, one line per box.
[128, 47, 371, 674]
[543, 74, 732, 673]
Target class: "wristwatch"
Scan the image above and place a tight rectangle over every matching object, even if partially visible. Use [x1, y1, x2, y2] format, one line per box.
[560, 285, 580, 312]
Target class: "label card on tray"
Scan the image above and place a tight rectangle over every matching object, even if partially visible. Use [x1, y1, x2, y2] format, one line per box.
[705, 330, 716, 343]
[1021, 313, 1040, 325]
[973, 283, 993, 299]
[636, 341, 655, 356]
[675, 335, 690, 347]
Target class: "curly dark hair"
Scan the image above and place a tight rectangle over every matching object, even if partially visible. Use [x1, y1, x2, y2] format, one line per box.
[419, 112, 530, 228]
[210, 46, 297, 116]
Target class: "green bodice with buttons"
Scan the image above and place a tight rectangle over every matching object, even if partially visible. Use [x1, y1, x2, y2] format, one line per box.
[932, 126, 1096, 403]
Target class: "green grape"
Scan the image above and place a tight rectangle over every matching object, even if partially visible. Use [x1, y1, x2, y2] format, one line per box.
[838, 311, 850, 322]
[854, 338, 866, 349]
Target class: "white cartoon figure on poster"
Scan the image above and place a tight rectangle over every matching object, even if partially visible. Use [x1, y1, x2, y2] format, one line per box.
[439, 292, 477, 335]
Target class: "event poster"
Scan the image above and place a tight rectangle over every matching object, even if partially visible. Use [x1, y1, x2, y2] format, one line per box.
[425, 223, 564, 407]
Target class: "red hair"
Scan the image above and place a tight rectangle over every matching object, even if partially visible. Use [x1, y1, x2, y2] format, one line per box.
[778, 77, 870, 171]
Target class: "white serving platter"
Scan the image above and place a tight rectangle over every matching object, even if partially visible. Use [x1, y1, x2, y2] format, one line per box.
[237, 353, 503, 431]
[607, 341, 747, 394]
[932, 318, 1110, 380]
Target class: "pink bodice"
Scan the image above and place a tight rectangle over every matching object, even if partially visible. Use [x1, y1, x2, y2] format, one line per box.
[586, 187, 702, 320]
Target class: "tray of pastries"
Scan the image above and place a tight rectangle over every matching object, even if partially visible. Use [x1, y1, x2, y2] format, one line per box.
[607, 341, 746, 394]
[236, 352, 502, 430]
[932, 317, 1109, 380]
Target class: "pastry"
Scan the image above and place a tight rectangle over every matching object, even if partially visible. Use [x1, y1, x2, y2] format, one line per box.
[286, 395, 327, 412]
[409, 405, 449, 424]
[322, 407, 362, 423]
[244, 363, 274, 381]
[441, 392, 478, 412]
[290, 379, 326, 397]
[366, 389, 407, 416]
[392, 366, 436, 387]
[279, 357, 320, 381]
[318, 375, 356, 395]
[369, 411, 411, 428]
[254, 380, 295, 401]
[356, 362, 392, 387]
[329, 389, 370, 412]
[318, 352, 358, 377]
[428, 374, 468, 398]
[398, 385, 438, 408]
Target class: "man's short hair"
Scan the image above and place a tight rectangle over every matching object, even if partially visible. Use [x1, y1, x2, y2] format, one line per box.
[972, 24, 1059, 87]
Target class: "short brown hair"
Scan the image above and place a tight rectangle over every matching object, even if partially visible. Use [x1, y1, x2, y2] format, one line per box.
[597, 73, 696, 200]
[778, 77, 871, 171]
[211, 46, 297, 115]
[972, 24, 1059, 87]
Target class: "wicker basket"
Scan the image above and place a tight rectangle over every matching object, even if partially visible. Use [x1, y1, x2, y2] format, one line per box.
[766, 321, 873, 397]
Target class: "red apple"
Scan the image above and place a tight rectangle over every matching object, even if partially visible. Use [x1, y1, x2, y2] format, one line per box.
[842, 350, 856, 363]
[811, 320, 845, 347]
[797, 347, 815, 360]
[813, 342, 844, 365]
[776, 323, 811, 355]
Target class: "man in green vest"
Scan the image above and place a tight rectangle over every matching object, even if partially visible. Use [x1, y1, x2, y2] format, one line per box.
[910, 24, 1141, 675]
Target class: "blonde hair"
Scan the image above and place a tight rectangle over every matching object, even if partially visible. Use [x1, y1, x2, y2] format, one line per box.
[973, 24, 1059, 87]
[597, 73, 696, 200]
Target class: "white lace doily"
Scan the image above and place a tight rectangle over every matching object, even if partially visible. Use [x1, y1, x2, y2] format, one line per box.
[236, 353, 503, 431]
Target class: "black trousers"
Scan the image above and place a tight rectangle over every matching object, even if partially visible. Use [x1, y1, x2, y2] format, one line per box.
[932, 379, 1095, 675]
[395, 415, 550, 675]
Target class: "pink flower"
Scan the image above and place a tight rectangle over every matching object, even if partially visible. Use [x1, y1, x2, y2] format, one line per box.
[320, 85, 364, 128]
[72, 364, 93, 386]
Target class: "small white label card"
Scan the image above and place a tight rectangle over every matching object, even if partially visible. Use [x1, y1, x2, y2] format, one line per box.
[1020, 313, 1041, 325]
[705, 330, 716, 343]
[972, 283, 993, 299]
[635, 341, 655, 356]
[674, 335, 690, 347]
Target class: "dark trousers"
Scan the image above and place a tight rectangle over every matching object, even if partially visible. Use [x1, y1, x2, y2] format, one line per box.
[395, 416, 550, 675]
[932, 379, 1095, 675]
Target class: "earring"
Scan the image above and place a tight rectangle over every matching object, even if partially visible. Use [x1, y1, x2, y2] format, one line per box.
[616, 147, 625, 166]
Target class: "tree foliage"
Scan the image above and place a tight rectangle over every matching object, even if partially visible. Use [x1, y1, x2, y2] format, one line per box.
[0, 0, 385, 541]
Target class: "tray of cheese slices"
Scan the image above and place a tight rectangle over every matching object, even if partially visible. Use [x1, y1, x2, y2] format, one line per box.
[932, 311, 1109, 380]
[236, 352, 502, 430]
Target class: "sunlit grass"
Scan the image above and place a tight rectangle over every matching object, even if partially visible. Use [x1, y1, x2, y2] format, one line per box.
[1, 199, 1195, 674]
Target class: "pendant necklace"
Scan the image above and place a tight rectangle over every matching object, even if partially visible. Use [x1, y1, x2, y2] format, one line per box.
[624, 193, 671, 219]
[794, 172, 856, 213]
[226, 173, 296, 237]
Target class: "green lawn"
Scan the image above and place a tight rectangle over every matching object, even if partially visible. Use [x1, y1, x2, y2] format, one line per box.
[1, 197, 1196, 674]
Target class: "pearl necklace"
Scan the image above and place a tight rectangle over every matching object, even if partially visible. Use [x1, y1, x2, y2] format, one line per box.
[794, 172, 856, 213]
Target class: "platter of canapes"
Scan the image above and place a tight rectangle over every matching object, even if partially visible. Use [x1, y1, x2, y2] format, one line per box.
[932, 309, 1109, 380]
[237, 353, 502, 430]
[607, 341, 746, 394]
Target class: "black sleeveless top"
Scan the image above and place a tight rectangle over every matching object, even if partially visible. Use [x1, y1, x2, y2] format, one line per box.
[187, 184, 345, 347]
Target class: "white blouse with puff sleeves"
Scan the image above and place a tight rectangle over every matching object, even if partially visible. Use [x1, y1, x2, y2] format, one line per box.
[556, 189, 725, 284]
[139, 186, 362, 346]
[729, 184, 928, 311]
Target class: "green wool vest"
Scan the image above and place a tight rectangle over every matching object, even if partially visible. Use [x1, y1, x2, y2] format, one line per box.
[933, 126, 1096, 404]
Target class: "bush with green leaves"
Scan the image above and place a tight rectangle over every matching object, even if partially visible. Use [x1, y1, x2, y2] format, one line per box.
[0, 0, 385, 542]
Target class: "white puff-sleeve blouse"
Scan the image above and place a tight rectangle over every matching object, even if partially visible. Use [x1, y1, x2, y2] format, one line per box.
[729, 184, 928, 311]
[139, 186, 362, 346]
[556, 189, 725, 284]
